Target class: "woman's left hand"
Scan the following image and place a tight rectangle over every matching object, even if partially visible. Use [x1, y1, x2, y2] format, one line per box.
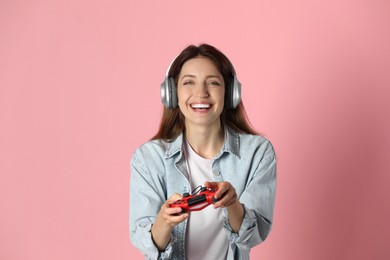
[204, 181, 244, 233]
[204, 181, 239, 209]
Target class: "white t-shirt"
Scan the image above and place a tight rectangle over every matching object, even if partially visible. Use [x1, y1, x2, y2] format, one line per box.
[184, 140, 229, 260]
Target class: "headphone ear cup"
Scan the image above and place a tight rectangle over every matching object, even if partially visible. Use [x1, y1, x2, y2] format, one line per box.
[160, 79, 169, 108]
[168, 77, 178, 108]
[161, 76, 178, 109]
[226, 77, 241, 109]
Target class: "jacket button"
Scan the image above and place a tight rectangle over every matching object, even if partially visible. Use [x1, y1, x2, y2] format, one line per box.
[214, 171, 221, 176]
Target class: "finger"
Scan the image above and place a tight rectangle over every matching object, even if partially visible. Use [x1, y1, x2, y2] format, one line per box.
[214, 189, 236, 208]
[163, 214, 189, 227]
[164, 205, 185, 216]
[168, 193, 183, 203]
[213, 191, 229, 208]
[168, 213, 189, 224]
[204, 181, 218, 188]
[213, 194, 231, 208]
[164, 207, 188, 219]
[214, 183, 230, 199]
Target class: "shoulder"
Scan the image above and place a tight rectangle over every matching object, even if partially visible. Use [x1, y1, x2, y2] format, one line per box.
[237, 132, 276, 159]
[131, 134, 184, 163]
[132, 139, 168, 161]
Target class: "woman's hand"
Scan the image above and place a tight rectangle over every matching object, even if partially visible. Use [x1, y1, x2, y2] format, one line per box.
[151, 193, 189, 251]
[158, 193, 189, 227]
[204, 181, 244, 233]
[204, 181, 239, 209]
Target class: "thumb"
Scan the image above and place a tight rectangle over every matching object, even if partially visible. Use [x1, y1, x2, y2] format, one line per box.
[167, 192, 183, 204]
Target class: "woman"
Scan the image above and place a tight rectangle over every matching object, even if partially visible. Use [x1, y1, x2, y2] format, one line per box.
[130, 44, 276, 260]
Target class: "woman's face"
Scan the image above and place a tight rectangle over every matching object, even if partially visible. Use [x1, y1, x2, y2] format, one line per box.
[177, 56, 225, 130]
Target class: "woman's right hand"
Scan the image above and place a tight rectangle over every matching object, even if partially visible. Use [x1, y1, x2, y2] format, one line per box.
[151, 193, 189, 250]
[159, 193, 189, 227]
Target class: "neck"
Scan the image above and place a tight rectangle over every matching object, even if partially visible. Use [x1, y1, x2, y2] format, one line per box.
[184, 123, 224, 159]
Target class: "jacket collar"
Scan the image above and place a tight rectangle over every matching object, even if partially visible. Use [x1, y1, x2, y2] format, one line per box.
[164, 127, 240, 159]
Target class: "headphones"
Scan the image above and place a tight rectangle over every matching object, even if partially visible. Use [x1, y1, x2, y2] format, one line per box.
[160, 56, 241, 109]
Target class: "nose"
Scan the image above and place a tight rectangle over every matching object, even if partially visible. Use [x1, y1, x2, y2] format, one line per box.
[194, 83, 209, 98]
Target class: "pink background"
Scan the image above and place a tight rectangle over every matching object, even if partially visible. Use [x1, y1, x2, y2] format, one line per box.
[1, 0, 389, 259]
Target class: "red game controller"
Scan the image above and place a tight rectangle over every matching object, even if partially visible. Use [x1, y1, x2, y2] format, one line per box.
[169, 186, 219, 212]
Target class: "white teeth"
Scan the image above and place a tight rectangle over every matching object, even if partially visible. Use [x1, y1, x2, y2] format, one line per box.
[191, 104, 211, 109]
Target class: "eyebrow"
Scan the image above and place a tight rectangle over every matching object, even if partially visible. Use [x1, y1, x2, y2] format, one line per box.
[180, 74, 222, 81]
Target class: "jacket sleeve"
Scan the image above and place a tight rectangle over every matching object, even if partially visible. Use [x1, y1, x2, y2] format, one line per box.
[224, 142, 277, 254]
[129, 149, 174, 260]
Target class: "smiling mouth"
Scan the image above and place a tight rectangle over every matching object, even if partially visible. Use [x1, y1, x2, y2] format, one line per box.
[191, 103, 211, 109]
[190, 103, 212, 113]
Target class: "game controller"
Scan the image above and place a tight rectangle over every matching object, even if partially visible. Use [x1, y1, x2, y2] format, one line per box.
[169, 186, 219, 212]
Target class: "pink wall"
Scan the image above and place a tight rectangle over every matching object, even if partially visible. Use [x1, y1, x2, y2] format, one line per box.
[1, 0, 389, 259]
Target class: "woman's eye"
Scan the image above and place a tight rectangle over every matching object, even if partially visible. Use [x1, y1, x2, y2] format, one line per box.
[207, 81, 221, 86]
[183, 81, 193, 85]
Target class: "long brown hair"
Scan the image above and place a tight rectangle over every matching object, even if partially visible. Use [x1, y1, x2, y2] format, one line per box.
[152, 44, 258, 141]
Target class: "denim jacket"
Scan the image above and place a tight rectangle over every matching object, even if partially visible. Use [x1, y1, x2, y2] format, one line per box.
[129, 128, 277, 260]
